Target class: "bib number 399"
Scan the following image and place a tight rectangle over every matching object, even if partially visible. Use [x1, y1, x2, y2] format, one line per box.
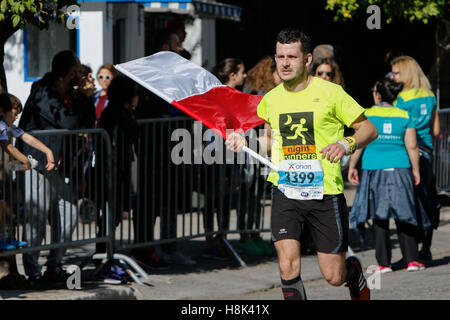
[284, 171, 315, 184]
[277, 159, 324, 200]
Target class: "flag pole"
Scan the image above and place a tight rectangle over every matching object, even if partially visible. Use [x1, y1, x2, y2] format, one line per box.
[242, 146, 278, 172]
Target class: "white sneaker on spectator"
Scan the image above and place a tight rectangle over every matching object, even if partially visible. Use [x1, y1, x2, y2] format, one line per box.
[162, 251, 197, 266]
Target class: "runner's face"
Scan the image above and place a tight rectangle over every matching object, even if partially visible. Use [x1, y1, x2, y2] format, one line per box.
[275, 42, 308, 83]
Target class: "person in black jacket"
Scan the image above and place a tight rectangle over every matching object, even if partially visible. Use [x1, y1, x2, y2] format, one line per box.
[18, 50, 95, 286]
[98, 75, 139, 240]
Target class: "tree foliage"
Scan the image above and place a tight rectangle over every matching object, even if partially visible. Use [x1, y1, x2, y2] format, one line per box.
[325, 0, 449, 24]
[0, 0, 78, 30]
[0, 1, 79, 91]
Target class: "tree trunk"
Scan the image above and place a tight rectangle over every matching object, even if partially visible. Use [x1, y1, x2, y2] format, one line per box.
[0, 41, 7, 93]
[0, 21, 20, 92]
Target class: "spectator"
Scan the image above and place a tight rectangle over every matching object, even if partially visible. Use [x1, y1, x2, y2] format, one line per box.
[311, 57, 345, 88]
[312, 44, 334, 61]
[390, 55, 441, 262]
[243, 56, 281, 95]
[166, 19, 191, 60]
[94, 64, 118, 126]
[211, 58, 247, 91]
[18, 50, 95, 287]
[0, 93, 54, 250]
[201, 58, 247, 260]
[94, 76, 139, 282]
[77, 64, 96, 98]
[131, 28, 195, 268]
[348, 77, 424, 272]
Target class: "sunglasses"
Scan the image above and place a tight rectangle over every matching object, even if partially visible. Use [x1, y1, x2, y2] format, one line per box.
[317, 71, 333, 77]
[98, 75, 112, 80]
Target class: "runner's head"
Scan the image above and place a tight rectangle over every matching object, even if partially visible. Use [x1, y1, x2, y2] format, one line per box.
[390, 55, 431, 91]
[274, 28, 312, 84]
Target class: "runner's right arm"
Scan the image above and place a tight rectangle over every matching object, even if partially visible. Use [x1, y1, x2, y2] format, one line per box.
[225, 122, 272, 155]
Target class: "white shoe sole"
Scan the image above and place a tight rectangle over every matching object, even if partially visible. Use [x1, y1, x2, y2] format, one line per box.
[407, 266, 425, 271]
[377, 268, 393, 274]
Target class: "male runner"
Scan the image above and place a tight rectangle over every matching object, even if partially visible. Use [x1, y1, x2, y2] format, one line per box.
[225, 28, 378, 300]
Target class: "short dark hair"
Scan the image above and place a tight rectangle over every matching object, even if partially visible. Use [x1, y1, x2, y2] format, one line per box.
[276, 28, 311, 55]
[152, 29, 177, 53]
[80, 64, 92, 78]
[375, 78, 403, 104]
[0, 92, 13, 113]
[51, 50, 78, 77]
[107, 75, 138, 107]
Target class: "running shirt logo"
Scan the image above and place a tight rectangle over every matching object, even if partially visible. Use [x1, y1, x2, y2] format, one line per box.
[383, 122, 392, 134]
[280, 112, 317, 160]
[420, 103, 427, 115]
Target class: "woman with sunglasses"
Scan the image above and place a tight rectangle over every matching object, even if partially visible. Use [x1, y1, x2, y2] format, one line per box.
[348, 77, 424, 273]
[94, 64, 118, 126]
[390, 55, 440, 263]
[311, 57, 345, 88]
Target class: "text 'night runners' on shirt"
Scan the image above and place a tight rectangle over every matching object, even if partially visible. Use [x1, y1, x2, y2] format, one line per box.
[257, 77, 365, 195]
[362, 105, 414, 170]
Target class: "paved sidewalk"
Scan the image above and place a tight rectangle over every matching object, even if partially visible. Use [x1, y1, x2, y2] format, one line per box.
[1, 187, 449, 300]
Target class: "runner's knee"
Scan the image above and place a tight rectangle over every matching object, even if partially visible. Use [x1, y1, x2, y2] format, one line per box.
[323, 269, 345, 286]
[279, 257, 300, 279]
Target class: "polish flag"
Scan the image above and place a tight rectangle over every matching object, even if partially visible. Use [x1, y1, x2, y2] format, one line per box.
[115, 51, 264, 138]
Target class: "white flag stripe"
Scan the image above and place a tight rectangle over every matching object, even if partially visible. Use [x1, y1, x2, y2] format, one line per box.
[115, 63, 173, 104]
[115, 51, 224, 102]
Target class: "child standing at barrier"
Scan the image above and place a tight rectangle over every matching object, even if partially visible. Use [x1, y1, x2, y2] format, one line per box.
[0, 93, 55, 250]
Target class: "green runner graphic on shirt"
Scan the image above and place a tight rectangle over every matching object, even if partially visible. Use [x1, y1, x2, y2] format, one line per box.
[279, 112, 318, 160]
[278, 112, 323, 200]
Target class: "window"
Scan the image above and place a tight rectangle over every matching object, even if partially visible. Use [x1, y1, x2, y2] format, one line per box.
[113, 19, 126, 64]
[24, 23, 78, 81]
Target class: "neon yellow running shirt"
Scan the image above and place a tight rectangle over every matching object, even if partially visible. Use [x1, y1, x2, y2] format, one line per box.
[257, 77, 365, 195]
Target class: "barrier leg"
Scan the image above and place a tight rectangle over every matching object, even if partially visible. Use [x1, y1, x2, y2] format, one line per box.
[222, 238, 247, 268]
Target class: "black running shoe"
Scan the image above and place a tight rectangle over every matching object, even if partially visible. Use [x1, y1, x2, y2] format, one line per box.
[345, 256, 370, 300]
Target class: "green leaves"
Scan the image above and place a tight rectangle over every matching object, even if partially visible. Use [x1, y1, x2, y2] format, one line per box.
[325, 0, 447, 24]
[0, 0, 78, 29]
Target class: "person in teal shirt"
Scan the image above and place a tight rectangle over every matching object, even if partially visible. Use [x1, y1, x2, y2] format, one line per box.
[390, 55, 441, 262]
[349, 77, 424, 272]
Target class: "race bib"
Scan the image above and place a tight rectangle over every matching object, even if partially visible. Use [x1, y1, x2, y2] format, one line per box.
[277, 159, 324, 200]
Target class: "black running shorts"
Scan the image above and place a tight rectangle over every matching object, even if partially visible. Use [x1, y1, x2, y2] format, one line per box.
[271, 187, 349, 254]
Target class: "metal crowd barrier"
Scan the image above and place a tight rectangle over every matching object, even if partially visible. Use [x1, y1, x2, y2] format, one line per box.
[113, 117, 272, 267]
[0, 128, 114, 260]
[1, 111, 448, 280]
[0, 118, 273, 277]
[433, 109, 450, 192]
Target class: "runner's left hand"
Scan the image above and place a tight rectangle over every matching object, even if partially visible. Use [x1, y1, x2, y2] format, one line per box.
[320, 143, 345, 163]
